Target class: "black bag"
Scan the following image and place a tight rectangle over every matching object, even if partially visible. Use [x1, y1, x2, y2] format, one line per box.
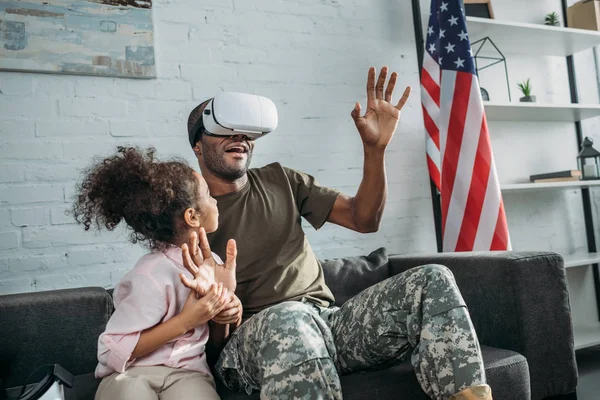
[1, 364, 73, 400]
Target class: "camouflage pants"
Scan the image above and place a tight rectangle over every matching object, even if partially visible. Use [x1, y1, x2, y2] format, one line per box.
[215, 264, 486, 400]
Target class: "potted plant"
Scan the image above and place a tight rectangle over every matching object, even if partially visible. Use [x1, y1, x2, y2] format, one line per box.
[545, 11, 560, 26]
[518, 79, 536, 102]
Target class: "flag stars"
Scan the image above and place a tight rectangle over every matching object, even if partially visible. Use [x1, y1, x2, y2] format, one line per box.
[454, 57, 465, 68]
[429, 43, 436, 53]
[448, 15, 458, 26]
[439, 29, 446, 39]
[458, 30, 468, 41]
[440, 2, 448, 12]
[428, 26, 435, 36]
[445, 43, 456, 53]
[468, 49, 474, 57]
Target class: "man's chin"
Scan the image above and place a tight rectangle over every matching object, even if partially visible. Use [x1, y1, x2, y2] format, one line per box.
[215, 165, 248, 181]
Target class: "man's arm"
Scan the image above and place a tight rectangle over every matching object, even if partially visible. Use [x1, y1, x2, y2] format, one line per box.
[326, 66, 410, 233]
[327, 149, 386, 233]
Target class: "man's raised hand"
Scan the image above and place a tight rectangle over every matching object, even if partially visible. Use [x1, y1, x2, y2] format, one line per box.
[351, 66, 411, 150]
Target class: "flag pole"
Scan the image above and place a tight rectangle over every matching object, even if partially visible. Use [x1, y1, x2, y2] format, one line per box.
[411, 0, 443, 252]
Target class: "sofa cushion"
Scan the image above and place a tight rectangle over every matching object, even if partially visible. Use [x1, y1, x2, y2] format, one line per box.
[66, 373, 100, 400]
[216, 345, 530, 400]
[9, 346, 530, 400]
[320, 247, 390, 306]
[337, 345, 530, 400]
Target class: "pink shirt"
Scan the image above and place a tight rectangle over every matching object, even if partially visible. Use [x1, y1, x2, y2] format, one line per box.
[95, 247, 222, 378]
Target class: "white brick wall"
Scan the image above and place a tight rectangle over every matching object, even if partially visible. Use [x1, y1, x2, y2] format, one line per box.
[1, 0, 599, 335]
[0, 0, 434, 295]
[2, 0, 599, 299]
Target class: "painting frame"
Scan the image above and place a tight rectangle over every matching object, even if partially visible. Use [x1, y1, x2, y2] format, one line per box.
[0, 0, 156, 79]
[464, 0, 495, 19]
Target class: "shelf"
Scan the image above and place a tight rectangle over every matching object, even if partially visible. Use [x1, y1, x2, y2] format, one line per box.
[483, 102, 600, 122]
[563, 252, 600, 269]
[574, 324, 600, 350]
[466, 16, 600, 57]
[501, 180, 600, 192]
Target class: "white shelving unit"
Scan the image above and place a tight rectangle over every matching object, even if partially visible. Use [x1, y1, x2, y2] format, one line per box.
[484, 102, 600, 122]
[466, 16, 600, 351]
[563, 252, 600, 269]
[574, 324, 600, 350]
[501, 180, 600, 192]
[466, 16, 600, 57]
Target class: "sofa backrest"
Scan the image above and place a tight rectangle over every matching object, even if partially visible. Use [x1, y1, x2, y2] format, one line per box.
[0, 287, 113, 388]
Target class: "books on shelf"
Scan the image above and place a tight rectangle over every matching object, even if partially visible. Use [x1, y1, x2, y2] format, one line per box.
[533, 176, 580, 183]
[530, 170, 582, 183]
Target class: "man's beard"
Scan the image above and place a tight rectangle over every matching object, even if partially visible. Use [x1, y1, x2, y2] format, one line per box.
[202, 142, 252, 181]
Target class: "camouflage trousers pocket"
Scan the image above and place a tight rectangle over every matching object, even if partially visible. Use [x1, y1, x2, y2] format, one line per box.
[216, 333, 260, 395]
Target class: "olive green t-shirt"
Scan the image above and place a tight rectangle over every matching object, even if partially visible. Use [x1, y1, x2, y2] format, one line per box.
[207, 162, 339, 318]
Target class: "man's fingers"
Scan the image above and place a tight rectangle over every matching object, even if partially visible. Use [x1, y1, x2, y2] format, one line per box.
[396, 86, 412, 110]
[215, 282, 223, 301]
[198, 227, 214, 262]
[351, 102, 361, 122]
[203, 283, 219, 301]
[179, 273, 195, 290]
[385, 72, 397, 103]
[366, 67, 376, 106]
[181, 244, 199, 275]
[212, 315, 237, 324]
[212, 316, 234, 324]
[187, 232, 200, 268]
[189, 231, 204, 268]
[225, 239, 237, 271]
[180, 273, 208, 296]
[213, 302, 228, 315]
[217, 306, 239, 318]
[375, 66, 388, 100]
[208, 286, 228, 311]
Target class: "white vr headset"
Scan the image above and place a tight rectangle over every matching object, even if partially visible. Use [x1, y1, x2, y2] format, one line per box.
[189, 92, 278, 146]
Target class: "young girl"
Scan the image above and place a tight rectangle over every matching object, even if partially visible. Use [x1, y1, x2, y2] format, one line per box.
[72, 147, 241, 400]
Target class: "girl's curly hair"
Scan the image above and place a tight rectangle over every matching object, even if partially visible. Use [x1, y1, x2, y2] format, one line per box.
[72, 147, 202, 250]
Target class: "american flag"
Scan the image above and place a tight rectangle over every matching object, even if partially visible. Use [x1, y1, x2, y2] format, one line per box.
[420, 0, 511, 252]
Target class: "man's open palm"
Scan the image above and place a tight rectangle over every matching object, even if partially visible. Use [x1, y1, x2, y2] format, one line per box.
[180, 229, 237, 295]
[351, 66, 411, 150]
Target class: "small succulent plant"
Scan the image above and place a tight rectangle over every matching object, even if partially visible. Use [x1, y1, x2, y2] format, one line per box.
[545, 11, 560, 26]
[518, 79, 532, 97]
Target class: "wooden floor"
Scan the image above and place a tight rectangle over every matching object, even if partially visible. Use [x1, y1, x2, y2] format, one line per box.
[575, 345, 600, 399]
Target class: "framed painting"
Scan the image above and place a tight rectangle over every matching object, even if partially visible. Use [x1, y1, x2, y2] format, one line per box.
[0, 0, 155, 78]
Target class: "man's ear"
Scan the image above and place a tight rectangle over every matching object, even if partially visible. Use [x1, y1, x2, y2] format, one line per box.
[183, 208, 201, 228]
[193, 143, 202, 157]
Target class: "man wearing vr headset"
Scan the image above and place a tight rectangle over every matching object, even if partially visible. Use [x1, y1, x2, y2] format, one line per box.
[185, 67, 491, 400]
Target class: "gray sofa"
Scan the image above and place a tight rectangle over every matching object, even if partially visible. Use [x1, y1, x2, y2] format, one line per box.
[0, 250, 578, 399]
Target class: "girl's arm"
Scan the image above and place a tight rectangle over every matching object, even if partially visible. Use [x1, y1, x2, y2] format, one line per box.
[131, 313, 190, 359]
[132, 283, 228, 358]
[99, 278, 227, 373]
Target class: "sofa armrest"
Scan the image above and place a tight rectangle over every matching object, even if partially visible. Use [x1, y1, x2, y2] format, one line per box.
[0, 287, 113, 389]
[389, 251, 577, 399]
